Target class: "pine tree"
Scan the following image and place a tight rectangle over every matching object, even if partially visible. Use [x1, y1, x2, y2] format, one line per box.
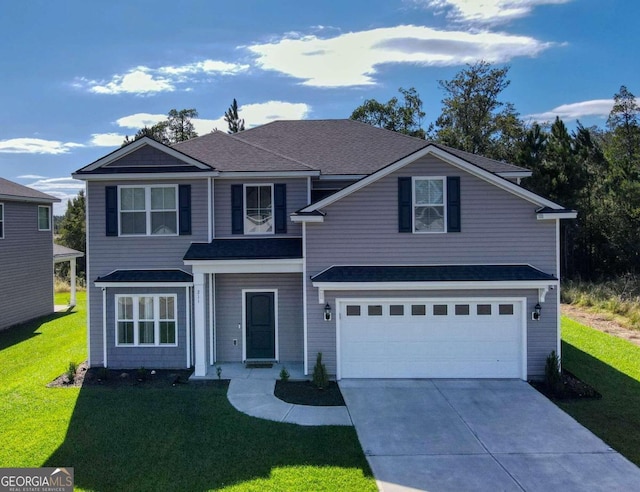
[224, 99, 245, 134]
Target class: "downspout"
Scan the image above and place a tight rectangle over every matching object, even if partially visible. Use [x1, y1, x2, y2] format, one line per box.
[102, 287, 107, 368]
[302, 222, 308, 375]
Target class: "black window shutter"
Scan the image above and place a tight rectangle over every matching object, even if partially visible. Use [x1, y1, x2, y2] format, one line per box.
[105, 186, 118, 236]
[398, 177, 412, 233]
[274, 183, 287, 234]
[231, 184, 243, 234]
[178, 184, 192, 235]
[447, 176, 461, 233]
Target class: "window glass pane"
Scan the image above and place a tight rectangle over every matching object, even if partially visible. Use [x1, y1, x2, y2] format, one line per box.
[428, 179, 444, 204]
[455, 304, 470, 315]
[151, 211, 177, 235]
[138, 321, 155, 344]
[160, 321, 176, 344]
[246, 186, 258, 208]
[245, 185, 273, 234]
[414, 206, 444, 232]
[259, 186, 272, 208]
[433, 304, 448, 315]
[120, 211, 146, 235]
[411, 305, 426, 316]
[415, 179, 443, 205]
[38, 207, 50, 230]
[499, 304, 514, 315]
[151, 187, 176, 210]
[118, 321, 134, 344]
[368, 305, 383, 316]
[346, 305, 361, 316]
[390, 305, 404, 316]
[118, 297, 133, 320]
[160, 296, 175, 320]
[477, 304, 492, 315]
[138, 297, 154, 320]
[121, 188, 145, 211]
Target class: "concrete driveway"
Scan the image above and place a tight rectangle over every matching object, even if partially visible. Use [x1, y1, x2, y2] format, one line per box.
[339, 379, 640, 492]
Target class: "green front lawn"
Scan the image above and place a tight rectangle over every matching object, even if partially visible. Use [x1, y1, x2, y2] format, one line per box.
[0, 293, 375, 491]
[560, 316, 640, 466]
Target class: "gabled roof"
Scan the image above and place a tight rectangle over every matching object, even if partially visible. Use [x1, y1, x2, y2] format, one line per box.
[184, 237, 302, 261]
[0, 178, 60, 203]
[173, 131, 318, 173]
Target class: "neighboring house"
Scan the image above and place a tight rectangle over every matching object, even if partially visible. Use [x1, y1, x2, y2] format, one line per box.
[0, 178, 60, 331]
[73, 120, 576, 380]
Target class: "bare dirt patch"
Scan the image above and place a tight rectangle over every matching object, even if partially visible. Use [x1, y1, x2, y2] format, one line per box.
[562, 304, 640, 347]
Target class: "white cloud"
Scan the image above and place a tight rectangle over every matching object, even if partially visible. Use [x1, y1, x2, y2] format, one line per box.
[78, 59, 250, 95]
[527, 99, 615, 122]
[90, 133, 126, 147]
[17, 174, 47, 179]
[116, 113, 167, 129]
[248, 25, 554, 87]
[416, 0, 572, 25]
[26, 177, 85, 215]
[0, 138, 84, 154]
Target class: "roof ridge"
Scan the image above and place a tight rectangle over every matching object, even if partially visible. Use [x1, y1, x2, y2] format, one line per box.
[229, 132, 319, 171]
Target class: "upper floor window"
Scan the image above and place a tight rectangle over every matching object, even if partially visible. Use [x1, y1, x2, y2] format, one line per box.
[244, 184, 273, 235]
[413, 177, 445, 233]
[0, 203, 4, 238]
[119, 185, 177, 236]
[38, 205, 51, 231]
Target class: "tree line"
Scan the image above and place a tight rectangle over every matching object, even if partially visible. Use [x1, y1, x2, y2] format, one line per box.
[350, 62, 640, 280]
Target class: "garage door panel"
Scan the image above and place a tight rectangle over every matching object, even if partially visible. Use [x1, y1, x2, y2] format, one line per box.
[339, 300, 523, 379]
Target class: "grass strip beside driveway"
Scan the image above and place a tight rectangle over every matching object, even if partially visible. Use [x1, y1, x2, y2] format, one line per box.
[560, 316, 640, 466]
[0, 293, 375, 491]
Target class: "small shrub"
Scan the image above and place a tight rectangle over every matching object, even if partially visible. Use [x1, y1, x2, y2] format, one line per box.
[280, 367, 290, 382]
[66, 361, 78, 383]
[544, 351, 563, 396]
[137, 367, 148, 382]
[215, 366, 222, 380]
[312, 352, 329, 390]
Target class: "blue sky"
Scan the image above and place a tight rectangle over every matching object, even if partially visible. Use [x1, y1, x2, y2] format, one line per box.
[0, 0, 637, 213]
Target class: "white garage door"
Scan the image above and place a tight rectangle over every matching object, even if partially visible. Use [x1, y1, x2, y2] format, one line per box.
[338, 299, 524, 379]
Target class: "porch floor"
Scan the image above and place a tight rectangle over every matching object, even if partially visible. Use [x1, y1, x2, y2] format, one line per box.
[194, 362, 307, 381]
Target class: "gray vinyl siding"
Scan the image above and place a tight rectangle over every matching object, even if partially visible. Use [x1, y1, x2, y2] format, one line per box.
[214, 178, 308, 237]
[214, 273, 303, 363]
[104, 145, 196, 169]
[0, 201, 54, 331]
[304, 155, 559, 378]
[86, 179, 208, 367]
[104, 287, 188, 369]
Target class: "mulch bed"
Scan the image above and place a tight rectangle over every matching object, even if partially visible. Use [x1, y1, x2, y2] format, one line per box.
[48, 361, 228, 389]
[274, 380, 345, 406]
[530, 370, 601, 401]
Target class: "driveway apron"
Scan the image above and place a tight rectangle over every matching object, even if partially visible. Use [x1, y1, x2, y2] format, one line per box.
[339, 379, 640, 492]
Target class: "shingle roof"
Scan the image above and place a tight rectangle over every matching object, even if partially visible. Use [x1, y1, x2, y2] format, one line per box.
[0, 178, 59, 203]
[53, 244, 84, 259]
[431, 143, 531, 175]
[173, 131, 316, 172]
[95, 269, 193, 283]
[184, 238, 303, 261]
[311, 265, 557, 283]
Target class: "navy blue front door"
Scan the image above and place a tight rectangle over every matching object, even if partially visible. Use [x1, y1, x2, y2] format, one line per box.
[246, 292, 275, 359]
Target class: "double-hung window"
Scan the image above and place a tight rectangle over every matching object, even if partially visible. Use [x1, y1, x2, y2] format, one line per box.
[244, 184, 273, 234]
[120, 185, 177, 236]
[116, 294, 177, 346]
[38, 205, 51, 231]
[413, 177, 446, 233]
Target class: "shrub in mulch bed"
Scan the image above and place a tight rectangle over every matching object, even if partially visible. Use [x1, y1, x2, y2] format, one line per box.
[275, 380, 345, 406]
[530, 370, 601, 401]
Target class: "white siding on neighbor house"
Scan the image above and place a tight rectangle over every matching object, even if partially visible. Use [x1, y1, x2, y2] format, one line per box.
[214, 273, 303, 363]
[304, 155, 559, 378]
[104, 286, 188, 369]
[0, 201, 54, 331]
[87, 179, 208, 367]
[214, 178, 308, 238]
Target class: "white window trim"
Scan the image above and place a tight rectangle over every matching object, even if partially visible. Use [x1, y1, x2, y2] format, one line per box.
[118, 184, 179, 237]
[412, 176, 447, 234]
[37, 205, 51, 231]
[0, 203, 4, 239]
[243, 183, 274, 236]
[115, 294, 178, 347]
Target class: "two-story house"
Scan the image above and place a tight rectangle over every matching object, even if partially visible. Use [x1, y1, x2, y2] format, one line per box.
[73, 120, 575, 379]
[0, 178, 60, 331]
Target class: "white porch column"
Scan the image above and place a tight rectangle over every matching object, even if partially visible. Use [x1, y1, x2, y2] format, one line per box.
[70, 258, 77, 307]
[193, 271, 207, 377]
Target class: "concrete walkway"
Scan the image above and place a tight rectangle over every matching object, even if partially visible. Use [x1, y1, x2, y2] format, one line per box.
[227, 378, 352, 426]
[340, 379, 640, 492]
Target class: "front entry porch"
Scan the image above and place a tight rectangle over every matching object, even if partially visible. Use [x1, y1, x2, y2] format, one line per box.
[192, 361, 305, 380]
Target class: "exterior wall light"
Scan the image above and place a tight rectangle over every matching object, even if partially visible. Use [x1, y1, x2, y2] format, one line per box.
[532, 303, 542, 321]
[324, 303, 332, 321]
